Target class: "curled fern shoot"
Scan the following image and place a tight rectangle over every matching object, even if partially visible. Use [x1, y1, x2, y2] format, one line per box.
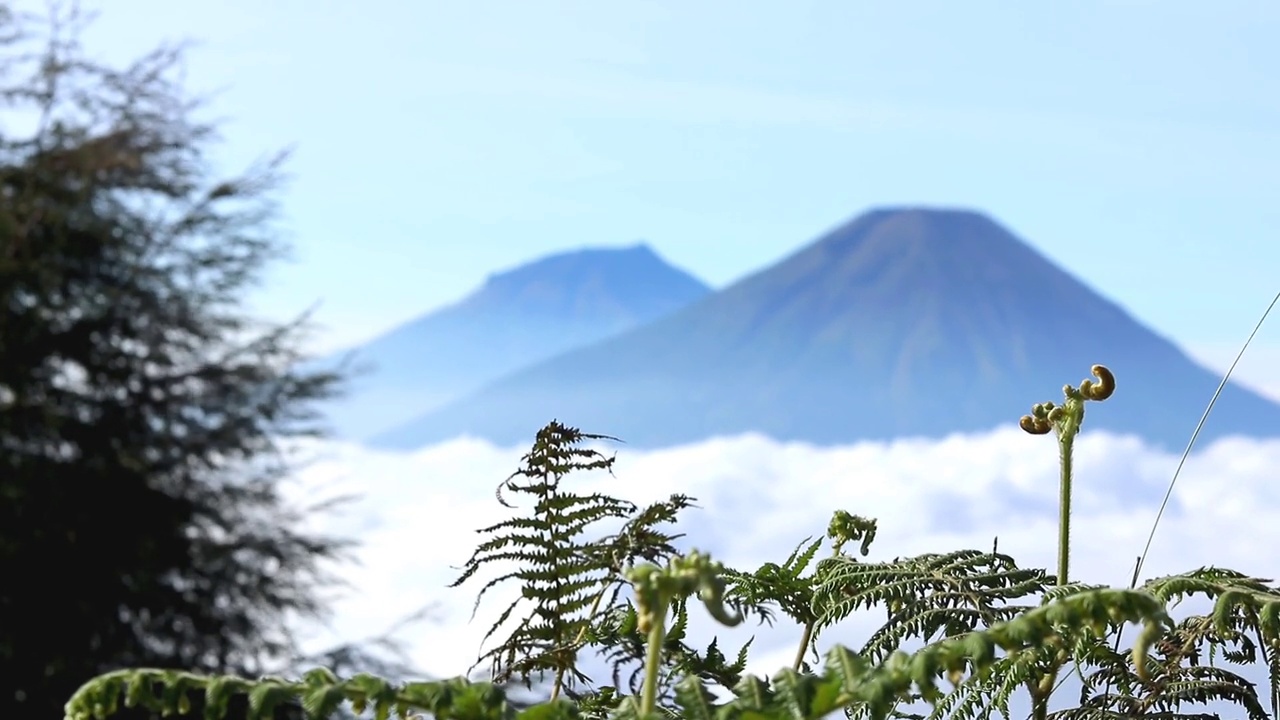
[1019, 363, 1116, 588]
[626, 550, 743, 716]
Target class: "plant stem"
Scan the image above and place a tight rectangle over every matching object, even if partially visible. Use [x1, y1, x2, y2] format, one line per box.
[553, 585, 612, 700]
[640, 613, 667, 716]
[792, 622, 814, 672]
[1057, 432, 1074, 587]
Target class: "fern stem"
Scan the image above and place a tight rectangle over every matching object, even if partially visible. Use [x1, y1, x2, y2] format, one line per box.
[571, 587, 609, 649]
[1056, 432, 1074, 587]
[792, 622, 814, 672]
[551, 673, 563, 702]
[556, 584, 613, 700]
[1030, 677, 1052, 720]
[640, 613, 667, 716]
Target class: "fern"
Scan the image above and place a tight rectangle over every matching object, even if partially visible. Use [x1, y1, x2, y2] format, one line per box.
[1056, 567, 1280, 720]
[64, 586, 1174, 720]
[721, 511, 880, 673]
[448, 420, 695, 701]
[814, 549, 1049, 660]
[589, 596, 753, 703]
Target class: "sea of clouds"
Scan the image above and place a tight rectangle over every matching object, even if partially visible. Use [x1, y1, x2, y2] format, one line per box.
[277, 427, 1280, 713]
[263, 230, 1280, 714]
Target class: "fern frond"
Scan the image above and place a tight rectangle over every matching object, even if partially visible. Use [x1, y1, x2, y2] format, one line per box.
[64, 668, 578, 720]
[723, 536, 824, 627]
[449, 421, 696, 699]
[813, 549, 1049, 661]
[917, 653, 1032, 720]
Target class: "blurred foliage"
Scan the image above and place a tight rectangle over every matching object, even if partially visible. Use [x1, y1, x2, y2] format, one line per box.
[0, 2, 382, 717]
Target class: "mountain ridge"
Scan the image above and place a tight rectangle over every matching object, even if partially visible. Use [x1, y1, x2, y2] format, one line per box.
[369, 207, 1280, 450]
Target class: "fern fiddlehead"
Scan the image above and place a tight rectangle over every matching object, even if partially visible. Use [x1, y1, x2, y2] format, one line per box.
[625, 551, 743, 716]
[1019, 363, 1115, 588]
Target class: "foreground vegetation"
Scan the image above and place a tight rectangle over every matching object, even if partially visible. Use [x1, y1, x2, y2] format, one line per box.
[63, 364, 1280, 720]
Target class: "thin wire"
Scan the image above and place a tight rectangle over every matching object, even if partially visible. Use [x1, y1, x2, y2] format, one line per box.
[1131, 288, 1280, 586]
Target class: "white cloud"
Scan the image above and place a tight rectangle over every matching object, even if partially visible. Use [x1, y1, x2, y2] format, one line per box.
[279, 428, 1280, 713]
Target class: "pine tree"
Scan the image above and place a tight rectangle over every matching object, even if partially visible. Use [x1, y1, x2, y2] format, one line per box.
[0, 4, 352, 717]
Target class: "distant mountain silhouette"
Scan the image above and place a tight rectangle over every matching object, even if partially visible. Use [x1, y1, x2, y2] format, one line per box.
[321, 243, 710, 439]
[369, 208, 1280, 451]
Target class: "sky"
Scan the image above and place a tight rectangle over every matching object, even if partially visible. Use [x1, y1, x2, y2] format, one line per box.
[20, 1, 1280, 708]
[35, 0, 1280, 396]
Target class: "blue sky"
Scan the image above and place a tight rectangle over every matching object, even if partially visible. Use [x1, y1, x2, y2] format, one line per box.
[49, 1, 1280, 389]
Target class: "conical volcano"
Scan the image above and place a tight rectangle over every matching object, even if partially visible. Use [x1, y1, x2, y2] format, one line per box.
[370, 208, 1280, 450]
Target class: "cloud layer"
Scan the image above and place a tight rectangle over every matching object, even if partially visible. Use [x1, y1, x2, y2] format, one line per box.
[279, 428, 1280, 710]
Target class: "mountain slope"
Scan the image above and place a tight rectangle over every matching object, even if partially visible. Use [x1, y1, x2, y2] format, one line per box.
[321, 242, 710, 439]
[370, 208, 1280, 451]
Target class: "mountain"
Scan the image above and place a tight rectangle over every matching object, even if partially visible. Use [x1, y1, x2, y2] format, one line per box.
[320, 242, 710, 439]
[369, 207, 1280, 451]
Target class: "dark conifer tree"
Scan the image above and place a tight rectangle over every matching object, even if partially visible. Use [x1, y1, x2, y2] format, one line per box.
[0, 4, 369, 717]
